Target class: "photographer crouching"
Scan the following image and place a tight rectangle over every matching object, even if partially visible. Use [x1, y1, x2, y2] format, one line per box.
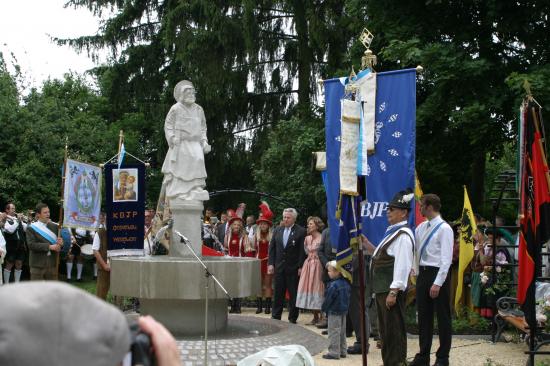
[0, 282, 182, 366]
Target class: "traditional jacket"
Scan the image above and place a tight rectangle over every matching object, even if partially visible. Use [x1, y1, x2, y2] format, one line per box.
[371, 222, 414, 294]
[27, 221, 59, 270]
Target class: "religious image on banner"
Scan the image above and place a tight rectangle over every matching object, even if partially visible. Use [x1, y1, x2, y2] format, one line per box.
[113, 168, 138, 202]
[63, 159, 102, 230]
[105, 163, 145, 256]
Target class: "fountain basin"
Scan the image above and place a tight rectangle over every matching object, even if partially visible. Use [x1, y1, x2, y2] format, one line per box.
[111, 256, 260, 335]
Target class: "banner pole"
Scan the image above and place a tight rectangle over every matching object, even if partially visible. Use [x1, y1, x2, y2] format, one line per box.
[117, 130, 124, 164]
[56, 136, 69, 280]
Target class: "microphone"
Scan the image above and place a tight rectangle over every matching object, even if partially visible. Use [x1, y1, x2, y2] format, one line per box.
[174, 230, 189, 243]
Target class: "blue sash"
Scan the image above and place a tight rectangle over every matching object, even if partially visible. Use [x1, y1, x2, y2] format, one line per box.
[30, 222, 57, 244]
[380, 224, 408, 245]
[419, 222, 444, 260]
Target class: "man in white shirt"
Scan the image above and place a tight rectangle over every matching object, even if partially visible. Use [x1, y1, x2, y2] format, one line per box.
[2, 203, 27, 283]
[368, 189, 415, 365]
[410, 194, 453, 366]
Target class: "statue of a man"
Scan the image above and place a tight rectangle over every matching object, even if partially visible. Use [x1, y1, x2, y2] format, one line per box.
[161, 80, 211, 202]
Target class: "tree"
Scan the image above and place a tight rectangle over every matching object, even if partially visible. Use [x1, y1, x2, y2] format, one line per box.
[366, 0, 550, 216]
[253, 114, 325, 220]
[0, 73, 115, 214]
[58, 0, 367, 213]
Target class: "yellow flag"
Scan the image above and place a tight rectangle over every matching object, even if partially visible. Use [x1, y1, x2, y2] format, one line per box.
[455, 186, 477, 313]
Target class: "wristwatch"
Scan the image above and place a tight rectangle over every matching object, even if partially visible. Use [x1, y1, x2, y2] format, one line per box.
[388, 290, 398, 297]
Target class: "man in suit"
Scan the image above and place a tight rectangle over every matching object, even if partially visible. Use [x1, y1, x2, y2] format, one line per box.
[268, 208, 306, 323]
[216, 209, 231, 246]
[26, 203, 63, 280]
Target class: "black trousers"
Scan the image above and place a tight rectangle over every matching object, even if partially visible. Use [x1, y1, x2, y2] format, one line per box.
[272, 270, 299, 322]
[415, 266, 452, 363]
[349, 285, 370, 347]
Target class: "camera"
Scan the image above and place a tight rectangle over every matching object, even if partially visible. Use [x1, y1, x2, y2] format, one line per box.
[129, 322, 155, 366]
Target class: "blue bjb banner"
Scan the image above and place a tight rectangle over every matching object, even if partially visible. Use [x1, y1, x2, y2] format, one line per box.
[105, 163, 145, 256]
[324, 69, 416, 247]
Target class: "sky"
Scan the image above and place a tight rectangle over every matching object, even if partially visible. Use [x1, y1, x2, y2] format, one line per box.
[0, 0, 107, 89]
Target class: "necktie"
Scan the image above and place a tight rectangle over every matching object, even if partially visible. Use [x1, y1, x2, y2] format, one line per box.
[283, 227, 290, 247]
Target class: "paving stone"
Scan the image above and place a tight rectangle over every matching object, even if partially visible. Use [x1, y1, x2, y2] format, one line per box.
[175, 314, 326, 365]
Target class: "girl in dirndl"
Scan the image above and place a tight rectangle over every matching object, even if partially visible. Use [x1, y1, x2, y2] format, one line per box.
[254, 201, 274, 314]
[224, 206, 249, 313]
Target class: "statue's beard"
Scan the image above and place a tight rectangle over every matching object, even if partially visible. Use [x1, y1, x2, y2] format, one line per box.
[183, 95, 195, 104]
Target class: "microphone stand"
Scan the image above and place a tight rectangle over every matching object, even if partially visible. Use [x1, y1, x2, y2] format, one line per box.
[174, 231, 231, 366]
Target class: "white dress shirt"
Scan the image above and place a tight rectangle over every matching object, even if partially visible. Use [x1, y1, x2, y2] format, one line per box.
[92, 232, 101, 251]
[373, 220, 415, 291]
[415, 215, 454, 287]
[3, 216, 27, 234]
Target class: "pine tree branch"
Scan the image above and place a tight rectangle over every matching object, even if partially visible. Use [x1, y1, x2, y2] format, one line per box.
[249, 90, 298, 97]
[259, 30, 297, 40]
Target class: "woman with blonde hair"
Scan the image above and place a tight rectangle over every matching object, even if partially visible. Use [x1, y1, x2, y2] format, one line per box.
[254, 202, 274, 314]
[296, 216, 326, 325]
[224, 205, 249, 313]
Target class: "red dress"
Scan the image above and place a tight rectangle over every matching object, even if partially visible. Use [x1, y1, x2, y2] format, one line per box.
[228, 233, 242, 257]
[257, 237, 270, 275]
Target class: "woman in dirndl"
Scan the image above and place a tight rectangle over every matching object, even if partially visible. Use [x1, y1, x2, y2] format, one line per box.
[254, 201, 274, 314]
[296, 216, 325, 325]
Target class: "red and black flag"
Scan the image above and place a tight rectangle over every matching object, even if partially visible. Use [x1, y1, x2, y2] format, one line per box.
[517, 99, 550, 322]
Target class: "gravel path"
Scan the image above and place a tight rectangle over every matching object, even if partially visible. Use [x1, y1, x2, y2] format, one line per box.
[243, 309, 550, 366]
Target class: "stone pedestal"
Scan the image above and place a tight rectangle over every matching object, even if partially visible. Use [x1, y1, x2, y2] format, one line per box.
[169, 198, 204, 258]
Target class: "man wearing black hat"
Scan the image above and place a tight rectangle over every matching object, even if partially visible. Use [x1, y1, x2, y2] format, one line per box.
[410, 194, 453, 366]
[367, 189, 415, 366]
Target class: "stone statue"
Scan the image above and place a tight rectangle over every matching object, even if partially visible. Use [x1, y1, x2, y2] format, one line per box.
[161, 80, 211, 202]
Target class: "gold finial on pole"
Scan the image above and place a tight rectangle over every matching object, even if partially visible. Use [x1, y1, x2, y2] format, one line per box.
[416, 65, 424, 73]
[359, 28, 377, 72]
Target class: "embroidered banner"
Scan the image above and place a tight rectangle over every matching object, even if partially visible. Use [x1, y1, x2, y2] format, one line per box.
[339, 99, 361, 195]
[104, 163, 146, 256]
[63, 159, 102, 230]
[324, 69, 416, 247]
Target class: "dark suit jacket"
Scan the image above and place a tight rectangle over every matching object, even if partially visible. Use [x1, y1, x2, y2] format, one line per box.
[268, 224, 306, 274]
[318, 228, 336, 283]
[27, 221, 59, 269]
[216, 222, 228, 244]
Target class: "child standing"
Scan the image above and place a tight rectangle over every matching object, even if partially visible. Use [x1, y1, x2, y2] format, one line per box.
[321, 260, 351, 360]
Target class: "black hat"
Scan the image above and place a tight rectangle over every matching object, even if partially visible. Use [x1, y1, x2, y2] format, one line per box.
[388, 189, 414, 210]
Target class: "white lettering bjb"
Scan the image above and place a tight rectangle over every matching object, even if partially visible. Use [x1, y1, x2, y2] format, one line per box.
[361, 201, 388, 219]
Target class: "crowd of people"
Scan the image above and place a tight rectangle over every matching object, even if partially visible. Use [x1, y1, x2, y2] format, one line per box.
[0, 194, 521, 366]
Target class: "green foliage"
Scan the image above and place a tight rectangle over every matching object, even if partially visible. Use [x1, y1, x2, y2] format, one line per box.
[253, 114, 325, 221]
[0, 67, 118, 215]
[367, 0, 550, 217]
[56, 0, 368, 215]
[482, 142, 518, 221]
[453, 306, 491, 334]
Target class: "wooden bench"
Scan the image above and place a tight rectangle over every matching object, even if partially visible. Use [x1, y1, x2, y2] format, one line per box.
[494, 296, 550, 353]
